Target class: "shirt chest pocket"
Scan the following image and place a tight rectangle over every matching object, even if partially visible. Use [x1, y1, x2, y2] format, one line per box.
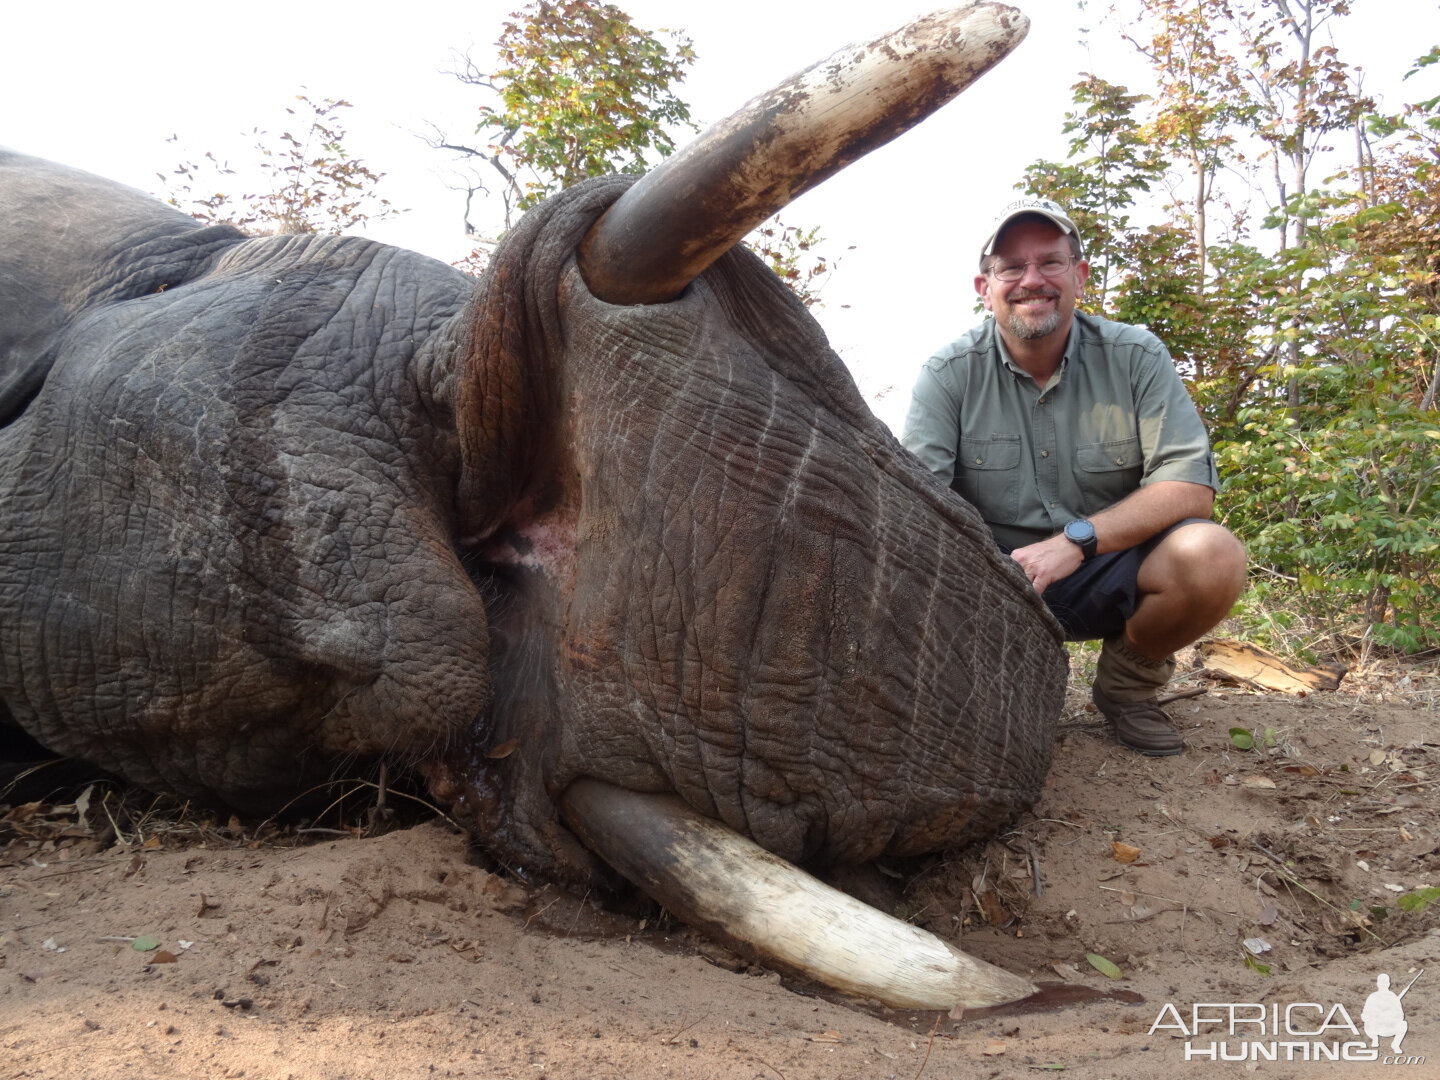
[952, 434, 1022, 523]
[1075, 436, 1144, 512]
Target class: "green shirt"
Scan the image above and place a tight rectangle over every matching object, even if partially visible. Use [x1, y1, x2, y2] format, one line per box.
[900, 312, 1219, 550]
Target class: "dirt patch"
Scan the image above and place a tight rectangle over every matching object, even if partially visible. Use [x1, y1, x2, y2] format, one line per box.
[4, 663, 1438, 1079]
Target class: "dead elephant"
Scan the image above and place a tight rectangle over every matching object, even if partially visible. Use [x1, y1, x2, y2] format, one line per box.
[0, 3, 1064, 1008]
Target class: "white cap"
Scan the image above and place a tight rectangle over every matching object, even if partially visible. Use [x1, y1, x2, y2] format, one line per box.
[979, 197, 1084, 263]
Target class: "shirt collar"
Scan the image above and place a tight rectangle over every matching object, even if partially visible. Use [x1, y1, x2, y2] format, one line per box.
[993, 320, 1077, 386]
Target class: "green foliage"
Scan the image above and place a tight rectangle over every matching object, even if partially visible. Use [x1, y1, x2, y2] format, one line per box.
[1217, 396, 1440, 654]
[1229, 727, 1279, 751]
[1023, 75, 1167, 310]
[1243, 951, 1273, 976]
[1210, 182, 1440, 654]
[1398, 886, 1440, 913]
[163, 95, 396, 235]
[443, 2, 837, 303]
[745, 217, 844, 309]
[1085, 952, 1125, 980]
[1025, 2, 1440, 660]
[1109, 225, 1207, 369]
[449, 0, 696, 224]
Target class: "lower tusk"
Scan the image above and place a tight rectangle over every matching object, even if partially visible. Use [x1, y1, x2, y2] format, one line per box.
[559, 778, 1036, 1010]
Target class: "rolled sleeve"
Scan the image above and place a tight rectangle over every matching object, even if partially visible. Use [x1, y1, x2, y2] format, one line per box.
[1132, 350, 1220, 491]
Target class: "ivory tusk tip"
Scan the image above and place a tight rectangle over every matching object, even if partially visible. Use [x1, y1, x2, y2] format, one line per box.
[560, 780, 1037, 1011]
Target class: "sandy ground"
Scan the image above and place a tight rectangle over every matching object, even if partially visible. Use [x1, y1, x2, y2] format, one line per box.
[4, 656, 1438, 1080]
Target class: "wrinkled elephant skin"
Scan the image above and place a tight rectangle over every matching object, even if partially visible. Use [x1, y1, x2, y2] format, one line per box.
[0, 153, 1064, 885]
[0, 6, 1065, 927]
[0, 153, 489, 810]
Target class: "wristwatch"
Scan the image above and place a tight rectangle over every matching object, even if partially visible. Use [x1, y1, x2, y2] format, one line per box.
[1063, 519, 1097, 561]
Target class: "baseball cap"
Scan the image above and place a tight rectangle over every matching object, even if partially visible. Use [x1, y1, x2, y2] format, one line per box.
[979, 197, 1084, 263]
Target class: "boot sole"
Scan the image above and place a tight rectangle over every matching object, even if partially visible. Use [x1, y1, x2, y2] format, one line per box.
[1115, 736, 1185, 757]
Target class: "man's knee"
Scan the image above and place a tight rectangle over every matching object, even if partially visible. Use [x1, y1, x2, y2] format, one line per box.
[1137, 522, 1246, 609]
[1156, 522, 1244, 579]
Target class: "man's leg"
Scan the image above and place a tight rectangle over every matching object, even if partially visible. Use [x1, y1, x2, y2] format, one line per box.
[1094, 522, 1247, 755]
[1126, 521, 1248, 660]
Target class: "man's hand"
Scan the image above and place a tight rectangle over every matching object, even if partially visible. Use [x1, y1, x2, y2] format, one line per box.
[1010, 534, 1084, 594]
[1010, 482, 1216, 593]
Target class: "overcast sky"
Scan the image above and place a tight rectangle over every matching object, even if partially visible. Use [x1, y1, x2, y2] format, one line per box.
[6, 1, 1436, 429]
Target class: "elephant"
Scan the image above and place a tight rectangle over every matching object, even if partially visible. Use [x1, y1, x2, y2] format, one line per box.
[0, 3, 1065, 1008]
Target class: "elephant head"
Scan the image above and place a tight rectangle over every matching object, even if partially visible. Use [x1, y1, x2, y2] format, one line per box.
[0, 3, 1064, 1008]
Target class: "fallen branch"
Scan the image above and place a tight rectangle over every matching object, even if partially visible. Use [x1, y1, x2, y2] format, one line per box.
[1197, 639, 1346, 693]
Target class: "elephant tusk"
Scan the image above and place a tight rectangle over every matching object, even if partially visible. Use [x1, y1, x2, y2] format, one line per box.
[576, 2, 1030, 306]
[559, 778, 1037, 1010]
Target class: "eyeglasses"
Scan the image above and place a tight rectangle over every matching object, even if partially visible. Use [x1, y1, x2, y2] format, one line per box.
[985, 255, 1079, 282]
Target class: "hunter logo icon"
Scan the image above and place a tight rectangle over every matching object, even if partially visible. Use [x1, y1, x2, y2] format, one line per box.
[1149, 967, 1427, 1063]
[1363, 970, 1422, 1054]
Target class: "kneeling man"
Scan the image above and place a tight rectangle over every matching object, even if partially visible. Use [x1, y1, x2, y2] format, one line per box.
[902, 198, 1246, 755]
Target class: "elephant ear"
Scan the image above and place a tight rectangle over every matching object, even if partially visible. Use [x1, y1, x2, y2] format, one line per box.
[451, 176, 635, 542]
[1, 152, 491, 810]
[0, 151, 241, 425]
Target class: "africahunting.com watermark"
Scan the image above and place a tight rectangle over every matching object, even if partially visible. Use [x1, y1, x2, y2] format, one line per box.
[1149, 970, 1425, 1064]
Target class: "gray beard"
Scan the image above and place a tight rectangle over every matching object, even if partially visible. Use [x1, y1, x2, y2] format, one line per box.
[1006, 307, 1063, 340]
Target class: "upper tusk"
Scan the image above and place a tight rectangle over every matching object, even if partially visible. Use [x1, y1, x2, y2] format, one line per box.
[560, 778, 1037, 1010]
[576, 3, 1030, 305]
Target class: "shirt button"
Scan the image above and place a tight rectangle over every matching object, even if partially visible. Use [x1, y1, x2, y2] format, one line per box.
[1041, 450, 1050, 458]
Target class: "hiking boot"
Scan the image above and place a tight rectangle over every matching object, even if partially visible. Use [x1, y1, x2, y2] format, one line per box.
[1092, 684, 1184, 756]
[1093, 636, 1184, 756]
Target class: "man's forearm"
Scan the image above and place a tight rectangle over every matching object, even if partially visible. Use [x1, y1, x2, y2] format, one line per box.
[1089, 480, 1214, 555]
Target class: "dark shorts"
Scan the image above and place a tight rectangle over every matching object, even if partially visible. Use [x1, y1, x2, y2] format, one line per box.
[1007, 518, 1210, 642]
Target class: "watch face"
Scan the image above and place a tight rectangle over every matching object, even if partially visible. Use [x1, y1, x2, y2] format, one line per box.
[1065, 520, 1095, 544]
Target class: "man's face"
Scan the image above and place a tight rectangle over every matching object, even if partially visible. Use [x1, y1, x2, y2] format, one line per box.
[974, 220, 1089, 343]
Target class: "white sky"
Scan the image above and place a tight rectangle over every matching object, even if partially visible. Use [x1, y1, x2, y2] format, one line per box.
[5, 1, 1437, 430]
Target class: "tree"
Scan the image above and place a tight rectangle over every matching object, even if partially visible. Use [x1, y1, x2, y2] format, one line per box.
[1118, 0, 1374, 401]
[1023, 75, 1168, 312]
[1228, 0, 1373, 250]
[1118, 0, 1254, 286]
[437, 0, 697, 229]
[1031, 6, 1440, 655]
[1023, 76, 1247, 384]
[436, 0, 837, 303]
[162, 95, 396, 235]
[1356, 48, 1440, 409]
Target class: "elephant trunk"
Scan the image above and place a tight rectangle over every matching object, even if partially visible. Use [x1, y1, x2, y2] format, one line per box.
[575, 3, 1030, 306]
[559, 778, 1037, 1010]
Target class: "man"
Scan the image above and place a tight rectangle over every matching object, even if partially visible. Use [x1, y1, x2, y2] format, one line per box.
[901, 197, 1246, 755]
